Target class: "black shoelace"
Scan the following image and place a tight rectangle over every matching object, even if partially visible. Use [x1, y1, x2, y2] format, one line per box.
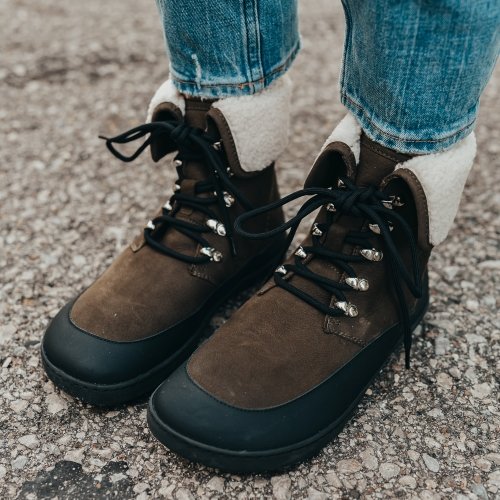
[235, 176, 423, 368]
[99, 120, 253, 263]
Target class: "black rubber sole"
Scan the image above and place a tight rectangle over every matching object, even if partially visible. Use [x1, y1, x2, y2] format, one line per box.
[147, 389, 362, 474]
[147, 291, 429, 473]
[41, 332, 199, 408]
[41, 240, 287, 407]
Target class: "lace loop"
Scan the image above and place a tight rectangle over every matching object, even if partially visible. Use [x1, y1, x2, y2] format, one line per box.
[235, 176, 423, 368]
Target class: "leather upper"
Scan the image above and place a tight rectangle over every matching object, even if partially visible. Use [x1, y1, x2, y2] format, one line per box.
[69, 99, 285, 342]
[185, 134, 431, 409]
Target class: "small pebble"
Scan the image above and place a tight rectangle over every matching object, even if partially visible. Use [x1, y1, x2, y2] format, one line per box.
[175, 488, 195, 500]
[0, 325, 16, 345]
[10, 399, 29, 413]
[379, 462, 400, 480]
[436, 372, 453, 390]
[465, 299, 479, 312]
[307, 488, 329, 500]
[487, 470, 500, 489]
[337, 459, 362, 474]
[18, 434, 39, 450]
[399, 475, 417, 489]
[271, 475, 292, 500]
[11, 456, 28, 470]
[471, 383, 492, 400]
[477, 260, 500, 269]
[64, 448, 85, 464]
[133, 483, 149, 494]
[422, 454, 440, 473]
[470, 483, 488, 500]
[46, 393, 68, 414]
[434, 334, 450, 355]
[206, 477, 225, 493]
[360, 448, 378, 471]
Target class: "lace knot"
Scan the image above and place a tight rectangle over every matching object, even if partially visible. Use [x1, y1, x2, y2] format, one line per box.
[99, 119, 254, 264]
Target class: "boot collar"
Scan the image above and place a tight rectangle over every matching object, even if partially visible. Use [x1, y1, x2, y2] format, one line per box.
[386, 133, 476, 246]
[146, 76, 292, 174]
[306, 111, 476, 247]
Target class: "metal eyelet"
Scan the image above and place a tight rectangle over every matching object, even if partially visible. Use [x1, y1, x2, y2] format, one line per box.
[360, 248, 383, 262]
[382, 195, 405, 209]
[145, 220, 155, 230]
[337, 179, 346, 189]
[213, 141, 222, 151]
[335, 301, 358, 317]
[163, 200, 172, 211]
[173, 183, 181, 192]
[369, 222, 393, 234]
[206, 219, 226, 237]
[345, 277, 369, 291]
[326, 203, 336, 212]
[275, 265, 287, 275]
[295, 246, 307, 259]
[223, 191, 235, 208]
[174, 159, 182, 167]
[200, 247, 223, 262]
[312, 223, 323, 236]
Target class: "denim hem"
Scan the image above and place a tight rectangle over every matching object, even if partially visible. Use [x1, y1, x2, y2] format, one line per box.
[341, 92, 477, 154]
[170, 41, 300, 98]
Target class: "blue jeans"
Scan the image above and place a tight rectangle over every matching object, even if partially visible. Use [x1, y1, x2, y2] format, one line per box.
[155, 0, 499, 153]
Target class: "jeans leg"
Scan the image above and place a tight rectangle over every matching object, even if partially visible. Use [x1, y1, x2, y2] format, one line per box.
[340, 0, 500, 153]
[155, 0, 300, 98]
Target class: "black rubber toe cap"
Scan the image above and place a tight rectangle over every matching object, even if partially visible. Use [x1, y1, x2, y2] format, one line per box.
[148, 311, 420, 455]
[41, 298, 216, 406]
[150, 364, 302, 452]
[42, 300, 185, 385]
[148, 291, 429, 472]
[147, 331, 398, 474]
[43, 301, 135, 384]
[149, 359, 359, 453]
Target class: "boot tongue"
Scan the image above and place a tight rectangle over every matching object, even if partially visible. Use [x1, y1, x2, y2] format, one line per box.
[157, 99, 217, 251]
[183, 98, 214, 129]
[180, 98, 216, 182]
[354, 133, 411, 187]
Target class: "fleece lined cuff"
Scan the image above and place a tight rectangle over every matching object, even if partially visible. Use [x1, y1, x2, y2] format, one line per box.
[146, 76, 292, 172]
[322, 112, 476, 246]
[394, 133, 476, 245]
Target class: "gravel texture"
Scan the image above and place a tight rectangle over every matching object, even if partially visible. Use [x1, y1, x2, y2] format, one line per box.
[1, 0, 499, 498]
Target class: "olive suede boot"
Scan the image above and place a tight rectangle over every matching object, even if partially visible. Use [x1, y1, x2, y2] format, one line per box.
[41, 78, 292, 406]
[147, 112, 476, 472]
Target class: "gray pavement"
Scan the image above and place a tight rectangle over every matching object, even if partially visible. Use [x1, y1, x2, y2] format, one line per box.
[1, 0, 499, 498]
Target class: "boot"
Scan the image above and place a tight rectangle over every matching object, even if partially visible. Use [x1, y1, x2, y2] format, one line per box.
[147, 112, 476, 472]
[41, 77, 292, 406]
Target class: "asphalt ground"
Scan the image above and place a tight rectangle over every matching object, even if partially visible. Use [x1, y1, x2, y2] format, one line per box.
[1, 1, 499, 498]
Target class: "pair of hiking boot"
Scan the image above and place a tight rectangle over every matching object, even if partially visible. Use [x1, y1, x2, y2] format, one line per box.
[41, 78, 475, 473]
